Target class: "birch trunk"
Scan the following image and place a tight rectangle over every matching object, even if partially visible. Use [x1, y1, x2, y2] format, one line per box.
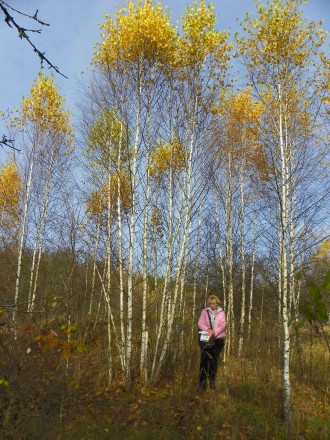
[153, 93, 198, 381]
[96, 265, 125, 373]
[126, 71, 142, 383]
[140, 99, 151, 381]
[278, 83, 292, 421]
[225, 151, 234, 355]
[190, 200, 202, 343]
[238, 167, 246, 356]
[116, 121, 125, 367]
[88, 219, 101, 317]
[247, 198, 257, 341]
[28, 151, 55, 313]
[151, 165, 174, 378]
[215, 194, 227, 310]
[13, 144, 35, 322]
[104, 140, 117, 383]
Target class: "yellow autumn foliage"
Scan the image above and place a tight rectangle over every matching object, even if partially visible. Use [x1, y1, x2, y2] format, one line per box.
[19, 73, 72, 144]
[217, 88, 271, 180]
[219, 88, 263, 140]
[238, 0, 327, 71]
[313, 240, 330, 262]
[87, 109, 129, 167]
[86, 190, 104, 217]
[180, 0, 231, 69]
[86, 170, 132, 219]
[93, 0, 178, 70]
[219, 89, 262, 148]
[323, 56, 330, 105]
[0, 158, 21, 222]
[149, 138, 187, 179]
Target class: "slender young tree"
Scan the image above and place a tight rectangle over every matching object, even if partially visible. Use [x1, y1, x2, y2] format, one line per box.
[92, 0, 178, 384]
[152, 0, 231, 380]
[237, 0, 329, 420]
[211, 87, 264, 355]
[12, 73, 72, 321]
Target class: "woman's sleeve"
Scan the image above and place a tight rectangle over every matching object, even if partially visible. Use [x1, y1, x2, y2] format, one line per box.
[214, 311, 226, 338]
[198, 309, 208, 331]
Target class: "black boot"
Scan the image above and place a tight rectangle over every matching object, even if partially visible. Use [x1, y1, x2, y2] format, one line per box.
[199, 380, 207, 392]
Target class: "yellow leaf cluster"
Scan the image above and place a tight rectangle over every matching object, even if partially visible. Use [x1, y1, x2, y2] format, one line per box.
[313, 239, 330, 262]
[323, 63, 330, 104]
[180, 0, 231, 69]
[219, 88, 263, 128]
[219, 88, 263, 151]
[106, 169, 133, 213]
[93, 0, 178, 70]
[218, 89, 270, 180]
[238, 0, 327, 70]
[19, 73, 73, 144]
[149, 138, 187, 179]
[86, 170, 132, 219]
[0, 158, 21, 221]
[86, 190, 104, 217]
[87, 109, 128, 167]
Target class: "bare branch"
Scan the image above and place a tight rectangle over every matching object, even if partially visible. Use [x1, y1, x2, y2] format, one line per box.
[0, 1, 67, 78]
[0, 135, 20, 152]
[2, 1, 50, 26]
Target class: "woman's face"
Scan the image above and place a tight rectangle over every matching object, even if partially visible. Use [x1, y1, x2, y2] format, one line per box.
[208, 301, 218, 310]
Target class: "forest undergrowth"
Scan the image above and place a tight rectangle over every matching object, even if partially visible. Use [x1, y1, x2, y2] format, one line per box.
[1, 325, 328, 440]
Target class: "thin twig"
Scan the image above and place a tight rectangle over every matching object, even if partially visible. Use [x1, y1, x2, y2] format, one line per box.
[0, 135, 20, 152]
[0, 1, 67, 78]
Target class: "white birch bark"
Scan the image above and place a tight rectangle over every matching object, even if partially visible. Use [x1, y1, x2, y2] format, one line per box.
[153, 93, 198, 381]
[140, 101, 151, 381]
[13, 144, 36, 322]
[96, 265, 125, 373]
[125, 72, 141, 383]
[278, 83, 292, 421]
[105, 143, 116, 382]
[190, 200, 202, 342]
[238, 167, 246, 356]
[88, 218, 101, 317]
[177, 219, 192, 353]
[247, 198, 257, 341]
[151, 164, 174, 378]
[225, 151, 234, 355]
[28, 150, 55, 313]
[116, 121, 125, 360]
[215, 194, 227, 311]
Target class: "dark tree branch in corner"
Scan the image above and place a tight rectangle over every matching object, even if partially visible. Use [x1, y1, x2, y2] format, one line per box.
[0, 135, 20, 152]
[0, 1, 68, 78]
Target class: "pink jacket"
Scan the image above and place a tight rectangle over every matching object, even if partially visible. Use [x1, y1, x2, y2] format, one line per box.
[198, 307, 226, 339]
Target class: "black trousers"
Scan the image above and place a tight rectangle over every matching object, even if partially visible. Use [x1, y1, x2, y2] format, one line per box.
[199, 338, 225, 386]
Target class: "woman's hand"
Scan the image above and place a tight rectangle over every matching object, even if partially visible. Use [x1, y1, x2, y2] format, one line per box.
[208, 329, 215, 337]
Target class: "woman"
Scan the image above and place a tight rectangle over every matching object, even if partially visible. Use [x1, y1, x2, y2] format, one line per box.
[198, 295, 226, 391]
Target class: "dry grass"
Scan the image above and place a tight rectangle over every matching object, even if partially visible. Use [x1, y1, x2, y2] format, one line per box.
[43, 353, 328, 440]
[0, 325, 328, 439]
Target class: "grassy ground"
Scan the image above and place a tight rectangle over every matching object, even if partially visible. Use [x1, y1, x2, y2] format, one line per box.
[1, 325, 328, 439]
[49, 354, 329, 440]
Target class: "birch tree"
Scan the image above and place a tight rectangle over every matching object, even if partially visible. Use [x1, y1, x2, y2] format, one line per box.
[84, 109, 131, 380]
[215, 88, 264, 355]
[151, 0, 231, 380]
[237, 0, 329, 420]
[92, 0, 178, 384]
[12, 73, 72, 322]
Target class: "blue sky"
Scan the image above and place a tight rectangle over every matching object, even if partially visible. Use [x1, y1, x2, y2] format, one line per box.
[0, 0, 329, 141]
